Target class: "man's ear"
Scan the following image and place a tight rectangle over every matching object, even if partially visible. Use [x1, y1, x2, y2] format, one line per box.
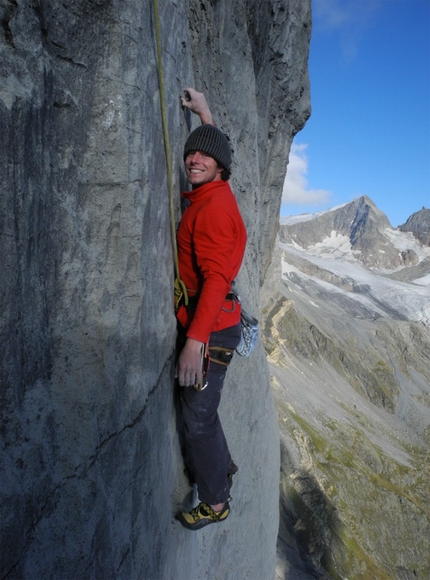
[219, 166, 230, 181]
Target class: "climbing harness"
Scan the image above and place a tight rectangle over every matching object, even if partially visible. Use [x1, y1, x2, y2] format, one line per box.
[153, 0, 188, 310]
[209, 346, 234, 367]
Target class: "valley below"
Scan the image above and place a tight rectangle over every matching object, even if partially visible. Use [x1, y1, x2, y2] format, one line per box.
[262, 198, 430, 579]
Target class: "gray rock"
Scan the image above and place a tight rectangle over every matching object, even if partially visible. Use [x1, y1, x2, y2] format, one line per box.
[0, 1, 310, 578]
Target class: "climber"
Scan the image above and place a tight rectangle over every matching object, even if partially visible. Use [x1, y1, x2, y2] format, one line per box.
[175, 88, 247, 530]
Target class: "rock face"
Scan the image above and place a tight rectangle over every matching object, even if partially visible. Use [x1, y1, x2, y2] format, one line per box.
[262, 200, 430, 579]
[0, 1, 310, 578]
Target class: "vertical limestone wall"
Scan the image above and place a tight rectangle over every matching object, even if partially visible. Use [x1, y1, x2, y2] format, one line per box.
[0, 1, 310, 578]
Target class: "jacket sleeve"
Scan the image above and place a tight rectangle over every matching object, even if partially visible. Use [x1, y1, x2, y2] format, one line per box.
[186, 204, 238, 343]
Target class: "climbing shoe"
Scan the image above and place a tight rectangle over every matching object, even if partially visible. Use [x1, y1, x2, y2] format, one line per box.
[228, 473, 234, 489]
[176, 501, 230, 530]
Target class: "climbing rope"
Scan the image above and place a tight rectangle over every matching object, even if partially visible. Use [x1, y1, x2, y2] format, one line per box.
[153, 0, 188, 308]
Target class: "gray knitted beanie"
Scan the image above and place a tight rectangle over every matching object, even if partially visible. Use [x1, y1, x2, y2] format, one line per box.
[183, 124, 232, 172]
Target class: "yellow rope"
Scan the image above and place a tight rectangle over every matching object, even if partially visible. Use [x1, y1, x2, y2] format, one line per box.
[153, 0, 188, 308]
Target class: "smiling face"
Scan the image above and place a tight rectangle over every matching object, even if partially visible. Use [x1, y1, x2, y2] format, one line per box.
[185, 150, 223, 188]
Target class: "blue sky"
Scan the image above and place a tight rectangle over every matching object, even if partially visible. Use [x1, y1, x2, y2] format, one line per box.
[281, 0, 430, 228]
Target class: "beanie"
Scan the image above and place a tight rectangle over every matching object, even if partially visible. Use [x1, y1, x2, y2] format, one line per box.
[183, 124, 232, 172]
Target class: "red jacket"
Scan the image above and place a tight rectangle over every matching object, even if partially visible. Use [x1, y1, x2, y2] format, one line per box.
[176, 180, 247, 343]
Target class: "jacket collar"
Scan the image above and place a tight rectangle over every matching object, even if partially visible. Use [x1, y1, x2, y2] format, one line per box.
[182, 180, 229, 204]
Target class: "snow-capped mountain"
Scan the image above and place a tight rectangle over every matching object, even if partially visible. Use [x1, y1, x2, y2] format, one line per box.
[280, 195, 429, 272]
[278, 195, 430, 326]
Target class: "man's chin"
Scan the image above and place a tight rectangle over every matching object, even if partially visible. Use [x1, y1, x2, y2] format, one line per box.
[189, 177, 208, 187]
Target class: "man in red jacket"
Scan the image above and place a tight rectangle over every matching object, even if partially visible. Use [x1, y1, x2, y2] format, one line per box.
[175, 89, 247, 530]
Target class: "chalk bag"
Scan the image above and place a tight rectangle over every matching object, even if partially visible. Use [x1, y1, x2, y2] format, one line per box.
[235, 308, 259, 357]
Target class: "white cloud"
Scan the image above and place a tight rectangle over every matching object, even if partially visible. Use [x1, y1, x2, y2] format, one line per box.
[313, 0, 382, 62]
[314, 0, 382, 31]
[314, 0, 351, 30]
[282, 143, 332, 206]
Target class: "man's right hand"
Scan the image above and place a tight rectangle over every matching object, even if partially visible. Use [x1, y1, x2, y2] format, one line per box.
[181, 88, 214, 125]
[175, 337, 205, 387]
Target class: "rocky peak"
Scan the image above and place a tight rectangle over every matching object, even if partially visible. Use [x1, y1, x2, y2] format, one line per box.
[399, 207, 430, 246]
[346, 195, 391, 241]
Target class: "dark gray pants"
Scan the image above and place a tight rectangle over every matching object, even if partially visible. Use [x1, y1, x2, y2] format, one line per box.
[179, 323, 241, 506]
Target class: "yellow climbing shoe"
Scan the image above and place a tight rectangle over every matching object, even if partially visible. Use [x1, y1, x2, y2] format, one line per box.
[176, 502, 230, 530]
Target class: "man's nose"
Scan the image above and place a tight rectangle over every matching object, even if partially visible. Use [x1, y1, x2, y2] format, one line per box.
[189, 151, 202, 163]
